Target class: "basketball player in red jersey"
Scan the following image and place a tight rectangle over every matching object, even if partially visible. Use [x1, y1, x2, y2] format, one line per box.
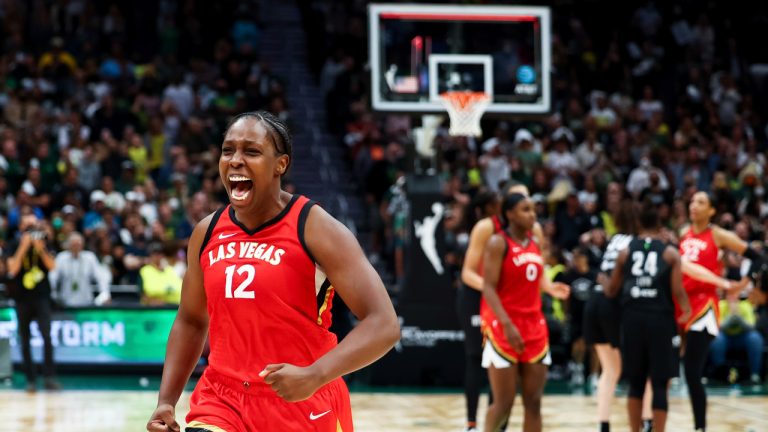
[678, 191, 762, 432]
[460, 183, 542, 432]
[481, 193, 569, 432]
[461, 183, 543, 292]
[147, 111, 400, 432]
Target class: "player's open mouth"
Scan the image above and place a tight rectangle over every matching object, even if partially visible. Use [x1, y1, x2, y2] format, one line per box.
[228, 174, 253, 201]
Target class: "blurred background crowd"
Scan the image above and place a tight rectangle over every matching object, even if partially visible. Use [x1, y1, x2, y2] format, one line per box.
[0, 0, 766, 382]
[0, 0, 288, 305]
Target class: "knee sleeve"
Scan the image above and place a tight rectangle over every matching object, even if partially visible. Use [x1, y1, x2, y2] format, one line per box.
[651, 384, 668, 411]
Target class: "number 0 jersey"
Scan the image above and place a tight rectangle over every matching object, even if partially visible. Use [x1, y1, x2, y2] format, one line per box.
[199, 195, 337, 384]
[480, 232, 544, 320]
[480, 232, 548, 363]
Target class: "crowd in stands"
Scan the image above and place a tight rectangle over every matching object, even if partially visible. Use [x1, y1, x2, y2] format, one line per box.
[303, 0, 768, 382]
[0, 0, 287, 306]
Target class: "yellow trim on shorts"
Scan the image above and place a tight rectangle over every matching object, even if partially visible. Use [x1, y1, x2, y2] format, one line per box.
[187, 421, 228, 432]
[528, 344, 549, 364]
[337, 419, 343, 431]
[317, 286, 334, 325]
[485, 330, 518, 363]
[486, 329, 549, 364]
[684, 299, 716, 331]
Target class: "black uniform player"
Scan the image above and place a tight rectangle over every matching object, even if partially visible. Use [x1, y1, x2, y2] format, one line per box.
[584, 199, 636, 432]
[607, 200, 691, 432]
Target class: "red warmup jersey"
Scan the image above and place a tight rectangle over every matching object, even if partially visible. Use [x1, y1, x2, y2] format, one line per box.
[678, 227, 721, 328]
[199, 195, 337, 385]
[480, 232, 545, 331]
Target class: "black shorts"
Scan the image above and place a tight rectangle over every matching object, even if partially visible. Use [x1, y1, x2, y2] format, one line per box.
[621, 309, 677, 384]
[583, 293, 621, 347]
[456, 285, 483, 357]
[570, 298, 586, 341]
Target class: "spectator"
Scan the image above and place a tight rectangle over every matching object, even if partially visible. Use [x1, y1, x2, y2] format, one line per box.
[545, 130, 579, 179]
[626, 156, 670, 197]
[554, 191, 591, 250]
[709, 292, 764, 383]
[478, 140, 509, 193]
[555, 246, 598, 385]
[48, 232, 111, 307]
[6, 208, 60, 391]
[139, 242, 182, 306]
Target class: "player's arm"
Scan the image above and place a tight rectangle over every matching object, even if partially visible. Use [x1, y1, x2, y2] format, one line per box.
[541, 268, 570, 299]
[481, 233, 526, 353]
[666, 246, 691, 324]
[712, 225, 748, 254]
[681, 258, 746, 292]
[460, 218, 493, 291]
[605, 248, 628, 298]
[713, 225, 765, 283]
[532, 221, 546, 255]
[263, 205, 399, 402]
[147, 215, 212, 432]
[481, 234, 508, 325]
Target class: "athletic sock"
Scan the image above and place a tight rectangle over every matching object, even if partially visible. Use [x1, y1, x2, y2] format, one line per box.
[600, 421, 609, 432]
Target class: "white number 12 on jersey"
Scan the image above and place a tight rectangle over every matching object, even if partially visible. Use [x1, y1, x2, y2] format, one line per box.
[224, 264, 256, 299]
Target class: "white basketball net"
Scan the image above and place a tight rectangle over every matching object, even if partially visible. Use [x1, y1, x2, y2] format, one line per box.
[439, 91, 490, 137]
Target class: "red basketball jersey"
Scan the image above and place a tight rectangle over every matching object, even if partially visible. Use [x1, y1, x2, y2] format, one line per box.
[476, 215, 504, 277]
[678, 226, 721, 326]
[490, 215, 503, 233]
[481, 232, 544, 321]
[199, 195, 337, 385]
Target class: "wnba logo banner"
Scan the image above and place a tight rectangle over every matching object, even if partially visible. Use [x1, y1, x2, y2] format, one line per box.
[369, 175, 464, 386]
[402, 175, 452, 305]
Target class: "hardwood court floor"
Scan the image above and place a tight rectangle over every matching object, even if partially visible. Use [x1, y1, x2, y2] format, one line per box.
[1, 390, 767, 431]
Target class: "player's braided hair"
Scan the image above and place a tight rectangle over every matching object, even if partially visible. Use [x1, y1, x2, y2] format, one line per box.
[224, 111, 293, 175]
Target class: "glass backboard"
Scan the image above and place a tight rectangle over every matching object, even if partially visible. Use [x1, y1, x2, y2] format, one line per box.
[369, 4, 551, 114]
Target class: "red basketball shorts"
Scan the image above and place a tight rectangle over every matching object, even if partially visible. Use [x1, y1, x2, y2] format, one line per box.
[186, 367, 353, 431]
[482, 312, 550, 368]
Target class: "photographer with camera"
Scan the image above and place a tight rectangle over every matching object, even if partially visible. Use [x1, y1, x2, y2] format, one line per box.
[6, 206, 60, 392]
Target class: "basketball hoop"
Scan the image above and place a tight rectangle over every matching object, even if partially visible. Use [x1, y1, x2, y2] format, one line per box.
[439, 91, 490, 137]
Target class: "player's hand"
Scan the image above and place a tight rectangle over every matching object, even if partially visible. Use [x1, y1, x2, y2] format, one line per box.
[502, 322, 524, 354]
[725, 277, 751, 294]
[260, 363, 323, 402]
[548, 282, 570, 300]
[677, 308, 691, 326]
[146, 403, 180, 432]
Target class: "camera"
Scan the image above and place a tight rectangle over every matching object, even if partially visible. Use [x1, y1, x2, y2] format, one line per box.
[30, 230, 47, 240]
[25, 227, 47, 240]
